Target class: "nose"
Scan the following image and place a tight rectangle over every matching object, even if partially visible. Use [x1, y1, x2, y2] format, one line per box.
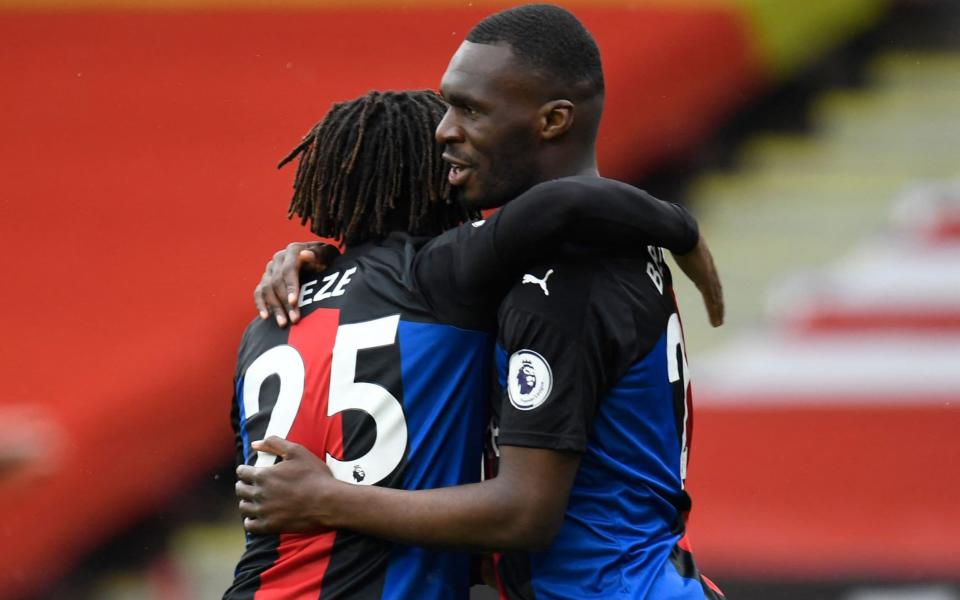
[435, 107, 464, 146]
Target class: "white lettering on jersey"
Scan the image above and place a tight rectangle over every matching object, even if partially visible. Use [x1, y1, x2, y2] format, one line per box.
[314, 272, 339, 302]
[331, 267, 356, 297]
[298, 279, 317, 307]
[522, 269, 554, 296]
[666, 313, 690, 483]
[646, 246, 664, 295]
[242, 345, 306, 467]
[299, 268, 358, 307]
[327, 315, 406, 485]
[241, 315, 408, 487]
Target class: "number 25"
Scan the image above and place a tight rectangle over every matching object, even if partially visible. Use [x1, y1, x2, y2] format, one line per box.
[242, 315, 407, 486]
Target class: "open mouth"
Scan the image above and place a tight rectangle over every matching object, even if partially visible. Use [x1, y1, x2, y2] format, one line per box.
[443, 153, 472, 187]
[448, 164, 472, 186]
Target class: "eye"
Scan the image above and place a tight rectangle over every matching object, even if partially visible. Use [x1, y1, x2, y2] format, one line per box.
[464, 105, 480, 118]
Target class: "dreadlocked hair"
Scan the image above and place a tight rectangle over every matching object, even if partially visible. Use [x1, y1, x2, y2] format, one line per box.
[279, 90, 476, 247]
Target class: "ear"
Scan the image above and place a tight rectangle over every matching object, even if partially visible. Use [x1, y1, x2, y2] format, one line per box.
[539, 100, 574, 140]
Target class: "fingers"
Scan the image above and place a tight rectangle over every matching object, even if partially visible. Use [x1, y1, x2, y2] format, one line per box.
[254, 276, 270, 321]
[253, 243, 306, 327]
[285, 244, 336, 322]
[251, 436, 297, 459]
[234, 476, 263, 526]
[672, 235, 724, 327]
[307, 243, 341, 280]
[297, 249, 320, 272]
[315, 243, 341, 265]
[270, 242, 330, 326]
[700, 285, 724, 328]
[235, 478, 258, 501]
[255, 253, 290, 326]
[252, 241, 340, 326]
[275, 250, 312, 325]
[268, 247, 301, 326]
[705, 280, 724, 327]
[236, 464, 258, 484]
[236, 478, 267, 531]
[244, 517, 269, 535]
[254, 260, 275, 321]
[693, 237, 724, 327]
[235, 467, 275, 534]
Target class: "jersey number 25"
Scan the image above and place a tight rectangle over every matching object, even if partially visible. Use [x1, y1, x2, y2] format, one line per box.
[241, 315, 407, 486]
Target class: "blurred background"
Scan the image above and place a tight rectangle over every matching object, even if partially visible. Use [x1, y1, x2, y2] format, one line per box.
[1, 0, 958, 598]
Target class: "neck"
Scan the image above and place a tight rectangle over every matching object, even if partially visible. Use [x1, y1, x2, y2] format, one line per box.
[536, 146, 600, 183]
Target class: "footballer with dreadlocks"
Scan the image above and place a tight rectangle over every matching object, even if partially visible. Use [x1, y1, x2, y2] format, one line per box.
[227, 86, 718, 598]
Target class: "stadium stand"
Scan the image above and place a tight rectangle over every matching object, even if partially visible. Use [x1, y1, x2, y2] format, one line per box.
[8, 0, 942, 598]
[671, 42, 960, 599]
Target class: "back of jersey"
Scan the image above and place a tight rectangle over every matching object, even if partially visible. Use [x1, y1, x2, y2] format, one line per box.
[491, 246, 720, 600]
[225, 233, 492, 600]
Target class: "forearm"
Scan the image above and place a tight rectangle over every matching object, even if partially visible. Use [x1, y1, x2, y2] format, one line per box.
[414, 179, 699, 312]
[493, 178, 699, 260]
[326, 477, 547, 552]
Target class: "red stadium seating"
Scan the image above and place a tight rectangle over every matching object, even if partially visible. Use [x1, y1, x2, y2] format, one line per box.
[0, 8, 758, 598]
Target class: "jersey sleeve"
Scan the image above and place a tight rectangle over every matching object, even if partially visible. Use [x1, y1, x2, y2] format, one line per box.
[414, 177, 699, 325]
[495, 306, 604, 452]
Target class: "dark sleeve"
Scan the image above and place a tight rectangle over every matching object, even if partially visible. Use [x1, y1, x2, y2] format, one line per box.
[413, 177, 698, 322]
[493, 260, 624, 452]
[493, 177, 699, 259]
[495, 306, 604, 453]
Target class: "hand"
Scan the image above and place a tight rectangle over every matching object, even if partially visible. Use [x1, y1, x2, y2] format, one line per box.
[672, 234, 724, 327]
[253, 242, 340, 327]
[235, 436, 340, 534]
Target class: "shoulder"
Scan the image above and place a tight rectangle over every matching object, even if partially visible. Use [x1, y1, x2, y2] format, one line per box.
[500, 254, 590, 305]
[498, 252, 675, 351]
[512, 175, 636, 203]
[419, 219, 488, 252]
[497, 255, 608, 343]
[413, 218, 491, 274]
[295, 239, 429, 322]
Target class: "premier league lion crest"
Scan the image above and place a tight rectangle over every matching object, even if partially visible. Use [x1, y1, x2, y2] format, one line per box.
[507, 349, 553, 410]
[518, 361, 538, 395]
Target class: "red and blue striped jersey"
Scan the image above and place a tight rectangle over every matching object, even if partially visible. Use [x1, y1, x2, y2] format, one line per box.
[226, 233, 493, 600]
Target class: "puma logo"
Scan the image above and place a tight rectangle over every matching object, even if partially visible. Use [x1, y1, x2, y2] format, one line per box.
[522, 269, 554, 296]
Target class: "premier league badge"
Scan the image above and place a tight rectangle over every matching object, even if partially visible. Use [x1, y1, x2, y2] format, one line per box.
[507, 349, 553, 410]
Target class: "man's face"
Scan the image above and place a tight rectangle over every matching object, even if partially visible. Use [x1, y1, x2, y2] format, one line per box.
[437, 41, 545, 211]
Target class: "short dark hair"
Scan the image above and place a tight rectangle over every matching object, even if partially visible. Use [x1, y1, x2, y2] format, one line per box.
[279, 90, 474, 246]
[467, 4, 604, 97]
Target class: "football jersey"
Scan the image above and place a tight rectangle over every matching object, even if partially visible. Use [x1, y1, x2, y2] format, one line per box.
[490, 245, 722, 599]
[225, 176, 702, 600]
[225, 232, 494, 600]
